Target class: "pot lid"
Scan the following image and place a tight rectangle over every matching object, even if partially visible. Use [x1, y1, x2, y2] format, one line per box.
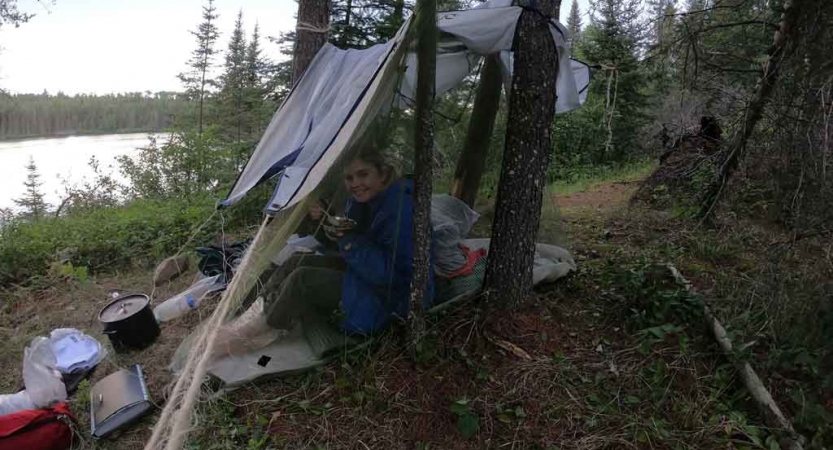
[99, 295, 149, 323]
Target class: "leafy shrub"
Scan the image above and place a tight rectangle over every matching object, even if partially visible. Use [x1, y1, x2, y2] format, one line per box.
[0, 196, 218, 286]
[118, 127, 239, 200]
[605, 263, 703, 334]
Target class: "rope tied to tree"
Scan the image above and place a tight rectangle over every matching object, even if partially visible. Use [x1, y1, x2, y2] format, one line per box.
[296, 21, 330, 34]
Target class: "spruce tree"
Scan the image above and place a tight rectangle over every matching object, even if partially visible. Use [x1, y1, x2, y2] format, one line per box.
[0, 0, 34, 28]
[567, 0, 582, 46]
[14, 156, 48, 220]
[178, 0, 220, 135]
[579, 0, 648, 162]
[243, 24, 276, 136]
[218, 10, 248, 143]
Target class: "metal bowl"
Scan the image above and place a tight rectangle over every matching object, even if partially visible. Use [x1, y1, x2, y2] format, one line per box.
[326, 216, 357, 230]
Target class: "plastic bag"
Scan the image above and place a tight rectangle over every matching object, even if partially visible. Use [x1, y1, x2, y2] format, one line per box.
[430, 195, 481, 276]
[431, 195, 480, 241]
[49, 328, 107, 374]
[0, 391, 36, 416]
[23, 337, 67, 408]
[0, 337, 68, 416]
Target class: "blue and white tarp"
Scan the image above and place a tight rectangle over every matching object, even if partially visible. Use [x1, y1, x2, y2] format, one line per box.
[221, 0, 592, 214]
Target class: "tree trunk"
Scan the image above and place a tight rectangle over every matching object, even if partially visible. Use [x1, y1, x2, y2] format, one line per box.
[344, 0, 352, 25]
[483, 0, 560, 307]
[451, 55, 503, 207]
[393, 0, 405, 25]
[409, 0, 438, 346]
[698, 0, 797, 221]
[292, 0, 331, 85]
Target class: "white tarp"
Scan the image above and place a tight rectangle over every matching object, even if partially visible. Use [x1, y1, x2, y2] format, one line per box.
[193, 239, 575, 387]
[222, 0, 592, 214]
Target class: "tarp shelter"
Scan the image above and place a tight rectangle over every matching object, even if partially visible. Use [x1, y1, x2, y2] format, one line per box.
[146, 2, 589, 449]
[220, 0, 591, 214]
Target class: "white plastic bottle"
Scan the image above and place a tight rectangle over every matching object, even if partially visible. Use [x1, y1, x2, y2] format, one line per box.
[153, 275, 225, 322]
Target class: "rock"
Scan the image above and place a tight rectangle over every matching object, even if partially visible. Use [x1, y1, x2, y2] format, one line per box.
[153, 255, 189, 286]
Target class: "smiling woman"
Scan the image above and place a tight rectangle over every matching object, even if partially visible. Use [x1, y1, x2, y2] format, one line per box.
[208, 150, 435, 363]
[343, 150, 398, 203]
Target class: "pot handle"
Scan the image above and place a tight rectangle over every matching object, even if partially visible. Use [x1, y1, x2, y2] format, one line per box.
[102, 329, 118, 335]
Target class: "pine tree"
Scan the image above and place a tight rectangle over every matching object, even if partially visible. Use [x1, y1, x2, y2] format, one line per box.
[293, 0, 331, 84]
[218, 10, 248, 143]
[646, 0, 671, 46]
[0, 0, 34, 29]
[14, 156, 48, 220]
[330, 0, 414, 49]
[483, 0, 561, 307]
[567, 0, 582, 47]
[409, 0, 438, 348]
[644, 0, 678, 93]
[579, 0, 648, 162]
[178, 0, 221, 135]
[243, 24, 276, 134]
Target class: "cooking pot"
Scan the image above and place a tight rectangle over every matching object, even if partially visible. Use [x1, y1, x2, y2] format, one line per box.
[98, 294, 160, 353]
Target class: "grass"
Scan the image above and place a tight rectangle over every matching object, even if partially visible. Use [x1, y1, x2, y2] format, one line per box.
[0, 167, 829, 449]
[547, 159, 656, 196]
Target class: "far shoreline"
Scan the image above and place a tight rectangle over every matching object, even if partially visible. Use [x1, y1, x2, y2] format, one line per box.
[0, 129, 172, 144]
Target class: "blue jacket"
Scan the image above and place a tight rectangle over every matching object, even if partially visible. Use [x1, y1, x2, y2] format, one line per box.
[337, 179, 434, 335]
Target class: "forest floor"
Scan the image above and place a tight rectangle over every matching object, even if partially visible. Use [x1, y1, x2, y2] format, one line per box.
[1, 167, 829, 449]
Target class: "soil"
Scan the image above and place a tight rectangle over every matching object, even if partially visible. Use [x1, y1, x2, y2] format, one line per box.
[3, 176, 823, 449]
[556, 181, 640, 208]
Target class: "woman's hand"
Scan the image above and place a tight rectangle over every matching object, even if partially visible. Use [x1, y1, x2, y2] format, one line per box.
[309, 204, 324, 221]
[323, 224, 346, 242]
[310, 199, 330, 221]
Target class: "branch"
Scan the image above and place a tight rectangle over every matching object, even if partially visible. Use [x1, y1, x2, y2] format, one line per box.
[667, 265, 806, 450]
[664, 0, 754, 18]
[698, 20, 778, 34]
[703, 61, 761, 74]
[53, 194, 76, 219]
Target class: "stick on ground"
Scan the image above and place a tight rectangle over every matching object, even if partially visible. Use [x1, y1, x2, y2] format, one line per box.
[666, 264, 806, 450]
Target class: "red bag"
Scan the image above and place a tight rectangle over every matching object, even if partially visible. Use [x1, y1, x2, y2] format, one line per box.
[0, 402, 76, 450]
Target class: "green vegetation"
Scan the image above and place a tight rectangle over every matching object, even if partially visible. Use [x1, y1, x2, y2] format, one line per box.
[0, 197, 216, 286]
[12, 156, 48, 221]
[547, 159, 655, 195]
[0, 92, 189, 140]
[1, 0, 831, 448]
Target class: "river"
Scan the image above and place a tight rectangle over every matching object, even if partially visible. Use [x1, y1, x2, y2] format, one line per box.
[0, 133, 162, 211]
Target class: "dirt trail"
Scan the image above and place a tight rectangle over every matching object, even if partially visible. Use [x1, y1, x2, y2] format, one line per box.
[555, 180, 641, 208]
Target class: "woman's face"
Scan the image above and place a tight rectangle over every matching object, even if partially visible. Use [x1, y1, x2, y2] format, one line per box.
[344, 158, 387, 203]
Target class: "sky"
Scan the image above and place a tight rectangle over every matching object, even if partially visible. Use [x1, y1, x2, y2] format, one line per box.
[0, 0, 591, 96]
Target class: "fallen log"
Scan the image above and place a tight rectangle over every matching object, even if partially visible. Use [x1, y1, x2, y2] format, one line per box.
[666, 264, 806, 450]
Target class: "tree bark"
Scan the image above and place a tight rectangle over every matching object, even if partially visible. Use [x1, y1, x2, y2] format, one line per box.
[698, 0, 797, 221]
[409, 0, 438, 346]
[483, 0, 560, 307]
[450, 55, 503, 208]
[292, 0, 331, 85]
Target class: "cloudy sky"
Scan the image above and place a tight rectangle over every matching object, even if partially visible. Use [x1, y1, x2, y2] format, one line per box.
[0, 0, 590, 95]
